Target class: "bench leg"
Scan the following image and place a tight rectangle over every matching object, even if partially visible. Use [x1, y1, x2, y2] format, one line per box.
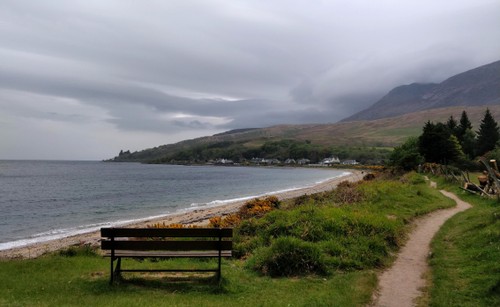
[217, 255, 222, 282]
[110, 257, 122, 284]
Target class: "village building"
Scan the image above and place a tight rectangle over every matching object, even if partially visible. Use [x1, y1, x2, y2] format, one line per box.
[341, 159, 359, 165]
[320, 156, 341, 166]
[215, 158, 234, 165]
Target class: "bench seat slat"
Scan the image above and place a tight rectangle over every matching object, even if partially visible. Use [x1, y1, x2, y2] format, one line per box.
[120, 269, 218, 273]
[101, 240, 232, 251]
[101, 227, 232, 238]
[104, 250, 232, 258]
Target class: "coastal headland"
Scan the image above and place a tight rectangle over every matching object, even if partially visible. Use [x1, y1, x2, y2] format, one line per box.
[0, 170, 364, 259]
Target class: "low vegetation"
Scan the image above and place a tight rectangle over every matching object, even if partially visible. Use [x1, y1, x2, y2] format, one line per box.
[1, 173, 459, 306]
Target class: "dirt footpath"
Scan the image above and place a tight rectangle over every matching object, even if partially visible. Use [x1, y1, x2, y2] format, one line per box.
[372, 190, 472, 307]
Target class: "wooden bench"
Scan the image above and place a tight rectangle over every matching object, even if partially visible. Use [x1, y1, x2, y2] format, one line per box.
[100, 227, 233, 283]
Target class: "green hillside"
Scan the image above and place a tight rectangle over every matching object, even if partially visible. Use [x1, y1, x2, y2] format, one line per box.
[109, 105, 500, 164]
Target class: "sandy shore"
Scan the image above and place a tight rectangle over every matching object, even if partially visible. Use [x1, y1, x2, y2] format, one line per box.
[0, 169, 364, 259]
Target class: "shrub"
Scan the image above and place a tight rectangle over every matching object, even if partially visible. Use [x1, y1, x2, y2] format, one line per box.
[333, 181, 365, 204]
[291, 191, 332, 208]
[59, 244, 98, 257]
[293, 194, 313, 207]
[248, 237, 327, 277]
[239, 196, 281, 218]
[233, 234, 265, 259]
[208, 213, 242, 228]
[322, 236, 389, 270]
[208, 196, 281, 228]
[262, 206, 333, 242]
[208, 216, 223, 228]
[400, 171, 425, 185]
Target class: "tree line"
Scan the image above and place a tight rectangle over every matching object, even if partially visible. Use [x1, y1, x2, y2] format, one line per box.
[148, 139, 391, 165]
[390, 109, 500, 170]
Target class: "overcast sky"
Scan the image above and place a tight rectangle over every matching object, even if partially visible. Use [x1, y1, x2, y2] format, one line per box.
[1, 0, 499, 160]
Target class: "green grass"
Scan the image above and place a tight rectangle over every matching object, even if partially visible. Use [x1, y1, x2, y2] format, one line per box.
[426, 178, 500, 307]
[0, 175, 458, 306]
[234, 176, 454, 276]
[0, 251, 376, 306]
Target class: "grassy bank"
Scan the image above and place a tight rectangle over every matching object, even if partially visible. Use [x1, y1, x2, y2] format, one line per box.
[0, 174, 454, 306]
[0, 249, 376, 306]
[425, 178, 500, 307]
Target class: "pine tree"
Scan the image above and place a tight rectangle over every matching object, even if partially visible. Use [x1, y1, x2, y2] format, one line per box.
[459, 110, 472, 132]
[446, 116, 458, 136]
[456, 111, 476, 158]
[476, 108, 500, 156]
[461, 129, 476, 159]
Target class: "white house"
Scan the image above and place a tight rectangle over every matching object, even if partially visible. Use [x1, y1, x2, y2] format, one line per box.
[297, 158, 311, 165]
[341, 160, 359, 165]
[320, 156, 340, 165]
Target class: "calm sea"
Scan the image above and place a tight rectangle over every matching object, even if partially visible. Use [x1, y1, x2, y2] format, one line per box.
[0, 160, 347, 250]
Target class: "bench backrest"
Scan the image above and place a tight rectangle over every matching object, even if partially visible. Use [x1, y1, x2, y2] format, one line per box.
[101, 227, 232, 252]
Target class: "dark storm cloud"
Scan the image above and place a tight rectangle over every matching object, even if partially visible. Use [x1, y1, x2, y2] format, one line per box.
[1, 0, 499, 159]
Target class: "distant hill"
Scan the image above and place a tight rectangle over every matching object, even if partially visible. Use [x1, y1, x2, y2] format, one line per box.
[343, 60, 500, 121]
[109, 60, 500, 163]
[109, 105, 500, 163]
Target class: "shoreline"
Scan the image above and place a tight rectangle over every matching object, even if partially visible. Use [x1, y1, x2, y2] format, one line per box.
[0, 170, 364, 259]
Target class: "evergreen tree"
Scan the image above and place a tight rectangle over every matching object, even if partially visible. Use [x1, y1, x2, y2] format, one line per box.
[456, 110, 475, 158]
[458, 110, 473, 137]
[476, 109, 500, 156]
[449, 135, 465, 162]
[461, 128, 476, 159]
[446, 115, 458, 136]
[419, 121, 464, 163]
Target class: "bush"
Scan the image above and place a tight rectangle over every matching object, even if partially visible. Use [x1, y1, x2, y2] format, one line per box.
[208, 213, 242, 228]
[333, 181, 365, 204]
[208, 196, 281, 228]
[248, 237, 327, 277]
[262, 206, 332, 242]
[389, 136, 424, 171]
[400, 171, 425, 185]
[59, 244, 98, 257]
[322, 236, 389, 270]
[239, 196, 281, 218]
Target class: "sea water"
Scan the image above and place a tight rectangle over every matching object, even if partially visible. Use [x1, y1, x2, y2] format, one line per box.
[0, 160, 348, 250]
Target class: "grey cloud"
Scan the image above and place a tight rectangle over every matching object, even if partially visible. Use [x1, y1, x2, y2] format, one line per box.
[0, 0, 499, 159]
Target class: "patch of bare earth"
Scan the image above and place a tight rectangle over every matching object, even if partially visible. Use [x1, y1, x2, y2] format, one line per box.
[372, 190, 471, 307]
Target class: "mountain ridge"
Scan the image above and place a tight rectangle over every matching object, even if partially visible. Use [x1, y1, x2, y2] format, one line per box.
[342, 60, 500, 121]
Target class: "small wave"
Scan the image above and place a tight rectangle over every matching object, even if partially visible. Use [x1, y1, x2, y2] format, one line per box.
[314, 171, 352, 184]
[0, 212, 179, 251]
[186, 172, 351, 212]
